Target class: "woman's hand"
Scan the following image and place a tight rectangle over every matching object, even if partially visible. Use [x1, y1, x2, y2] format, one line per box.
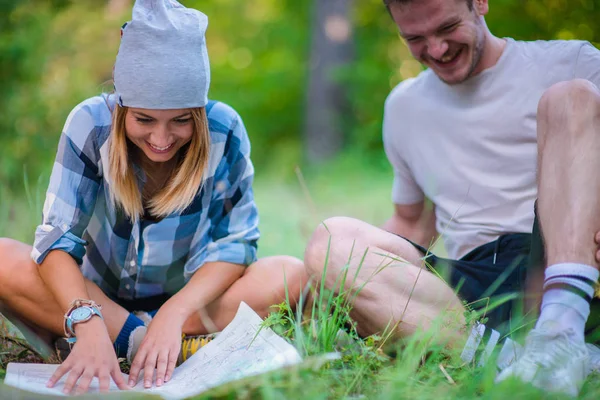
[47, 318, 129, 395]
[127, 261, 245, 388]
[128, 306, 186, 388]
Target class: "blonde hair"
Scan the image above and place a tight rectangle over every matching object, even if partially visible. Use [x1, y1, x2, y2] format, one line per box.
[108, 104, 210, 221]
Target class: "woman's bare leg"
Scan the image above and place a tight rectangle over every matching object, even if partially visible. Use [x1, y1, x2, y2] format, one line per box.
[0, 238, 129, 341]
[0, 237, 308, 338]
[181, 255, 307, 334]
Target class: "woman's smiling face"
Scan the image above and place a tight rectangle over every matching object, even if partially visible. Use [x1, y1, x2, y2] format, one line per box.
[124, 108, 194, 163]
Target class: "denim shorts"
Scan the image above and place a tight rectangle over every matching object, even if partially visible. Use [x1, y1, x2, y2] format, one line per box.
[112, 293, 170, 313]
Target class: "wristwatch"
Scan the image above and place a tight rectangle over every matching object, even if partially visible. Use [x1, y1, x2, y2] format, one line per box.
[64, 299, 104, 340]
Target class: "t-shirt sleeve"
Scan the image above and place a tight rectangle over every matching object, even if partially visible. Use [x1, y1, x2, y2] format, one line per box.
[382, 92, 424, 205]
[574, 42, 600, 88]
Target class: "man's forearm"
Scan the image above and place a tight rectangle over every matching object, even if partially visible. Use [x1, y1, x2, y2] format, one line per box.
[382, 213, 437, 248]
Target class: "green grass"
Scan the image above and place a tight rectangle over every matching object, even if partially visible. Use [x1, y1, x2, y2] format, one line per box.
[2, 158, 600, 399]
[252, 156, 399, 259]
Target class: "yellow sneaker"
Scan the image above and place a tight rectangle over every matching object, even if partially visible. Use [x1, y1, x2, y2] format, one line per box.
[178, 333, 218, 365]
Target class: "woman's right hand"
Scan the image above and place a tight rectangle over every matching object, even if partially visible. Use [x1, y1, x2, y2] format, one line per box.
[46, 317, 130, 395]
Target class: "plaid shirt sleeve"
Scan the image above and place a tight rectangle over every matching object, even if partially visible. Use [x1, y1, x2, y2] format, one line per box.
[30, 100, 102, 265]
[184, 108, 259, 278]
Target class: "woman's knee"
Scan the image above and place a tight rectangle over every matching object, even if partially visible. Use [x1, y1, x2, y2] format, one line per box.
[0, 238, 32, 276]
[253, 255, 307, 298]
[0, 238, 36, 297]
[0, 237, 18, 259]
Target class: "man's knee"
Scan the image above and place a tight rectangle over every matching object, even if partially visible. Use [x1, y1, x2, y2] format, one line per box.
[304, 216, 357, 276]
[538, 79, 600, 137]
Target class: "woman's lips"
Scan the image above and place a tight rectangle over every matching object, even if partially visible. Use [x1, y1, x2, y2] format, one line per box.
[146, 141, 175, 154]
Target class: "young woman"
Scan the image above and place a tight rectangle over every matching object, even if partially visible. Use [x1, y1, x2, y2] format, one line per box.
[0, 0, 306, 394]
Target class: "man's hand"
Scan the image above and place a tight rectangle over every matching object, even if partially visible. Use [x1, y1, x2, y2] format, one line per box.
[46, 318, 129, 395]
[596, 232, 600, 263]
[128, 305, 185, 388]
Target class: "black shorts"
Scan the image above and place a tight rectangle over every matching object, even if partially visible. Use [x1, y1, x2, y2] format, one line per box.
[408, 233, 531, 334]
[407, 209, 600, 340]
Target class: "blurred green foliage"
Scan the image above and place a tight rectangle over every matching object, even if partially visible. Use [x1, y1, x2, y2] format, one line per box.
[1, 0, 599, 194]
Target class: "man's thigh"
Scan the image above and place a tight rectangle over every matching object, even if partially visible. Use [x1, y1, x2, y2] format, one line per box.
[314, 217, 466, 340]
[350, 254, 467, 343]
[404, 234, 531, 335]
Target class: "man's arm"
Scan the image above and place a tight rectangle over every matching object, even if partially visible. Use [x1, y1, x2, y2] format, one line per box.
[381, 201, 437, 249]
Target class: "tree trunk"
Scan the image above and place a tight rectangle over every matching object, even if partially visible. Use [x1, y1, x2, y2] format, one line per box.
[304, 0, 354, 163]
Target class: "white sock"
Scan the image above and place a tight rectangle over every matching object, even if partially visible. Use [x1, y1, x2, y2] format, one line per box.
[535, 263, 599, 341]
[133, 311, 153, 326]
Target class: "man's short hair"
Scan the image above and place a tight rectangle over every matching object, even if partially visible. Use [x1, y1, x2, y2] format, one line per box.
[383, 0, 474, 12]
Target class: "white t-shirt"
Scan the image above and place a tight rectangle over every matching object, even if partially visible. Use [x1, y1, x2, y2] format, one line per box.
[383, 38, 600, 259]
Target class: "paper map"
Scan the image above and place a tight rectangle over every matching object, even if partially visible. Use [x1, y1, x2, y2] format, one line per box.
[5, 302, 302, 399]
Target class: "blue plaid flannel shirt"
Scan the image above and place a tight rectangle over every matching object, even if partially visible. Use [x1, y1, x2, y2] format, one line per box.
[31, 94, 259, 301]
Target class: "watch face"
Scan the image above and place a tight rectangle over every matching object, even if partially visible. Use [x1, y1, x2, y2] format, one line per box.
[71, 307, 93, 321]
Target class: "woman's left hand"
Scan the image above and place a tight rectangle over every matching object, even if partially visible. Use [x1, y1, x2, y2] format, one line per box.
[128, 306, 186, 388]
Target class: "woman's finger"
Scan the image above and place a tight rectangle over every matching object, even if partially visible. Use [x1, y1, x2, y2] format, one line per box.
[112, 364, 130, 390]
[595, 231, 600, 244]
[165, 351, 178, 383]
[128, 347, 147, 387]
[97, 371, 111, 393]
[144, 352, 158, 388]
[155, 350, 170, 387]
[74, 371, 95, 396]
[47, 361, 70, 388]
[62, 367, 84, 394]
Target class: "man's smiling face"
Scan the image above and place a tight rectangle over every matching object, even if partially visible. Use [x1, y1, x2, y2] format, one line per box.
[389, 0, 488, 84]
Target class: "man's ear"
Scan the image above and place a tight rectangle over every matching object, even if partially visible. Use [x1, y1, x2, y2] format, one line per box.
[474, 0, 489, 16]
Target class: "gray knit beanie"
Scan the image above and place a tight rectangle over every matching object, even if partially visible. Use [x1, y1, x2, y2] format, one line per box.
[113, 0, 210, 109]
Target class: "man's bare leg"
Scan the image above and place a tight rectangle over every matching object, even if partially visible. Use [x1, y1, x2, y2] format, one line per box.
[497, 80, 600, 395]
[304, 216, 466, 346]
[181, 255, 307, 334]
[535, 79, 600, 338]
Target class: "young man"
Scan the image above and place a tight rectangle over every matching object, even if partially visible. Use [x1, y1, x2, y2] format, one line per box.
[304, 0, 600, 396]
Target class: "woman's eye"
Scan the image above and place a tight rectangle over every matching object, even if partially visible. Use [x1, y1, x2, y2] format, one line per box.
[136, 117, 153, 123]
[174, 118, 192, 124]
